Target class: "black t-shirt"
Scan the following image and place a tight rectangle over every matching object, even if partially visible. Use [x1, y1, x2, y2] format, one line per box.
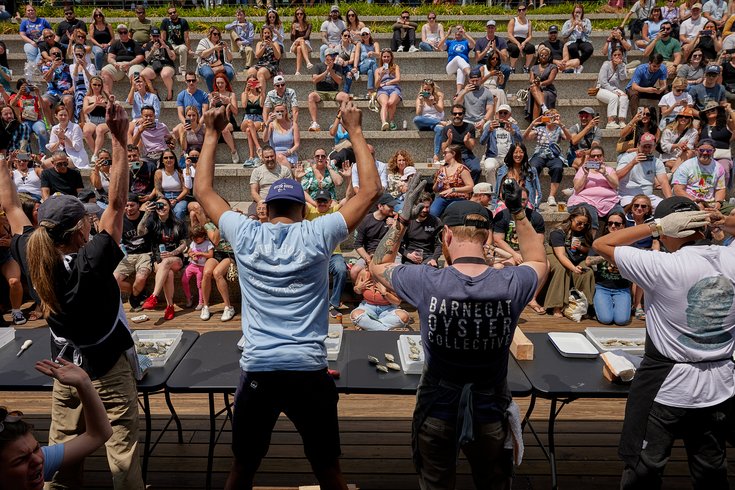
[109, 39, 143, 63]
[549, 228, 588, 265]
[40, 168, 83, 196]
[354, 213, 391, 255]
[10, 225, 39, 303]
[312, 62, 339, 92]
[492, 208, 545, 251]
[144, 215, 187, 261]
[129, 161, 156, 195]
[160, 18, 190, 46]
[143, 40, 175, 67]
[56, 18, 87, 46]
[540, 39, 564, 61]
[400, 214, 443, 262]
[590, 251, 631, 289]
[122, 213, 150, 255]
[38, 41, 61, 59]
[48, 231, 133, 380]
[0, 120, 19, 151]
[441, 122, 476, 160]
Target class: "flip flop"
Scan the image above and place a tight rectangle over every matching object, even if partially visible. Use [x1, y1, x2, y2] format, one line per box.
[527, 302, 546, 315]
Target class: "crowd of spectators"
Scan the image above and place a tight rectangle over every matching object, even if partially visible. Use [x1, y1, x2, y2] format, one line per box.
[0, 2, 734, 328]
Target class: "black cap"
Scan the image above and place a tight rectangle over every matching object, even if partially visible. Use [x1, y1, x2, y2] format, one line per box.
[549, 25, 559, 33]
[378, 194, 400, 208]
[77, 188, 96, 203]
[441, 201, 491, 229]
[150, 27, 160, 36]
[653, 196, 699, 219]
[128, 192, 141, 203]
[314, 189, 331, 202]
[37, 194, 86, 235]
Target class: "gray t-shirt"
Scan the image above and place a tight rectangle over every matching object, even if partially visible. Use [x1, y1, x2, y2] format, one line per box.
[569, 122, 602, 152]
[320, 19, 346, 45]
[391, 264, 537, 384]
[462, 87, 493, 124]
[249, 163, 292, 200]
[616, 152, 667, 198]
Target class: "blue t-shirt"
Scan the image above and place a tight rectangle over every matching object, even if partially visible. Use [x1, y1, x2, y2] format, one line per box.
[689, 83, 726, 111]
[20, 18, 52, 42]
[175, 89, 208, 115]
[219, 211, 348, 372]
[445, 39, 470, 64]
[626, 63, 667, 90]
[42, 443, 64, 481]
[391, 264, 537, 384]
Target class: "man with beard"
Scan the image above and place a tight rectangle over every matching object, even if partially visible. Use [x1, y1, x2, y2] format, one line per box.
[400, 193, 442, 267]
[114, 193, 152, 312]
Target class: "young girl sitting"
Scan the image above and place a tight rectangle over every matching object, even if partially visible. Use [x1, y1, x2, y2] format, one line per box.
[181, 226, 213, 309]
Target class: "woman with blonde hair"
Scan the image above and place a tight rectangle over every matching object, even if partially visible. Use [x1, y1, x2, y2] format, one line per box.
[386, 150, 415, 196]
[196, 26, 234, 92]
[660, 107, 698, 172]
[239, 75, 265, 167]
[263, 103, 300, 167]
[375, 49, 402, 131]
[82, 75, 108, 153]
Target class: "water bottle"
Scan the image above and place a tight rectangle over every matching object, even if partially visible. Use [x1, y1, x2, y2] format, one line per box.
[402, 119, 407, 130]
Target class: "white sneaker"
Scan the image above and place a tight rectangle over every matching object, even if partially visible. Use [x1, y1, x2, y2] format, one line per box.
[231, 151, 240, 164]
[575, 65, 584, 73]
[221, 306, 236, 322]
[408, 46, 419, 52]
[396, 46, 404, 52]
[562, 187, 574, 198]
[353, 71, 360, 81]
[308, 121, 321, 131]
[547, 196, 557, 207]
[605, 122, 620, 130]
[200, 305, 211, 321]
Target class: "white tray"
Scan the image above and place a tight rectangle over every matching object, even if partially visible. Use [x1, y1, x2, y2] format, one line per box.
[397, 335, 423, 375]
[132, 329, 183, 367]
[0, 327, 15, 351]
[585, 327, 646, 356]
[548, 332, 599, 359]
[325, 324, 343, 361]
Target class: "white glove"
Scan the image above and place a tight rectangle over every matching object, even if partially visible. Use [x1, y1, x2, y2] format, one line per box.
[659, 211, 710, 238]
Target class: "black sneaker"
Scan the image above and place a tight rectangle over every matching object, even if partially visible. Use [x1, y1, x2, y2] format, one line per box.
[129, 293, 143, 312]
[328, 306, 342, 319]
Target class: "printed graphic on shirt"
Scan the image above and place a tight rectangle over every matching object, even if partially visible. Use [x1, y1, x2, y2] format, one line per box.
[426, 296, 514, 351]
[680, 275, 734, 350]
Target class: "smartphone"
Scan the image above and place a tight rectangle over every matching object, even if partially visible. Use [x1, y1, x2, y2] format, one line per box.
[16, 152, 30, 161]
[420, 91, 430, 98]
[158, 244, 167, 253]
[541, 116, 551, 123]
[585, 161, 601, 170]
[383, 63, 389, 70]
[184, 118, 191, 127]
[134, 73, 140, 81]
[702, 30, 712, 36]
[637, 107, 644, 116]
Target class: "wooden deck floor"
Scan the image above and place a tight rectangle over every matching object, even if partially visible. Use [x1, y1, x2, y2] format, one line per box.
[4, 306, 735, 489]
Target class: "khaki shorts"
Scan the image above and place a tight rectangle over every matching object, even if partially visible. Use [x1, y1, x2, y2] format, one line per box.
[114, 252, 152, 278]
[101, 63, 144, 81]
[315, 90, 339, 101]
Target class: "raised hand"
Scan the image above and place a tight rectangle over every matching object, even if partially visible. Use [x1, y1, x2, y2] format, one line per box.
[35, 358, 90, 389]
[339, 161, 353, 178]
[399, 173, 426, 223]
[659, 210, 711, 238]
[202, 105, 228, 133]
[339, 100, 362, 134]
[106, 98, 129, 145]
[502, 179, 524, 214]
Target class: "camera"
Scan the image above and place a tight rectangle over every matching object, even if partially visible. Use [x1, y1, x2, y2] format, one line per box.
[702, 30, 712, 36]
[155, 202, 166, 210]
[420, 90, 430, 98]
[54, 53, 62, 60]
[188, 155, 198, 163]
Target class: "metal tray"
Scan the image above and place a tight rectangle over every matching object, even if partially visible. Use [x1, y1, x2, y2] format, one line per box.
[548, 332, 599, 359]
[585, 327, 646, 356]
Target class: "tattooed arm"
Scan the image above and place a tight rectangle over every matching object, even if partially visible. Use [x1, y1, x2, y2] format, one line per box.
[368, 220, 405, 292]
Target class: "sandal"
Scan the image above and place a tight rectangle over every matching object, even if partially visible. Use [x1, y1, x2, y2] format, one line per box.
[635, 308, 646, 321]
[28, 310, 43, 321]
[527, 301, 546, 315]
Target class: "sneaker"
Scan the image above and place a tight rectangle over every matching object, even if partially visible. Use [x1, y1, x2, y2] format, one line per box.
[389, 121, 397, 131]
[605, 122, 620, 130]
[231, 151, 240, 164]
[562, 69, 574, 74]
[547, 196, 558, 207]
[252, 157, 262, 166]
[185, 298, 194, 308]
[306, 63, 314, 70]
[561, 187, 574, 198]
[575, 65, 584, 74]
[408, 46, 419, 52]
[381, 121, 390, 131]
[12, 311, 26, 326]
[328, 306, 342, 318]
[308, 121, 321, 131]
[200, 305, 211, 321]
[129, 294, 143, 312]
[221, 306, 236, 322]
[294, 71, 301, 76]
[336, 302, 349, 310]
[195, 303, 204, 311]
[353, 71, 360, 81]
[522, 65, 530, 74]
[242, 158, 256, 168]
[396, 46, 404, 52]
[142, 294, 158, 310]
[164, 305, 175, 321]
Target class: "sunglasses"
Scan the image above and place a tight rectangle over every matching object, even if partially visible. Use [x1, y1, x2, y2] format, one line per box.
[186, 79, 197, 83]
[698, 148, 715, 154]
[608, 221, 624, 227]
[498, 111, 509, 115]
[692, 54, 702, 58]
[361, 32, 370, 36]
[168, 11, 177, 15]
[401, 15, 410, 19]
[43, 34, 54, 39]
[212, 32, 221, 37]
[632, 204, 649, 209]
[707, 73, 719, 76]
[518, 7, 526, 11]
[93, 13, 103, 17]
[274, 83, 285, 87]
[423, 78, 434, 84]
[573, 220, 590, 228]
[428, 16, 436, 20]
[118, 30, 129, 34]
[452, 112, 464, 116]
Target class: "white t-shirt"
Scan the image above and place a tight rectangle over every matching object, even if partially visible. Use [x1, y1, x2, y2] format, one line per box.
[495, 127, 514, 160]
[351, 160, 388, 190]
[320, 19, 346, 45]
[616, 152, 667, 199]
[680, 16, 705, 41]
[658, 90, 693, 118]
[703, 0, 727, 20]
[723, 33, 735, 51]
[615, 245, 735, 408]
[189, 238, 213, 266]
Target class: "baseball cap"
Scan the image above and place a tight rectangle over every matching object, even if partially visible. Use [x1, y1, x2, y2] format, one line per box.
[128, 193, 141, 203]
[116, 24, 128, 32]
[653, 196, 699, 219]
[549, 25, 559, 33]
[77, 188, 96, 203]
[496, 104, 512, 113]
[486, 20, 496, 27]
[330, 4, 340, 12]
[703, 100, 720, 112]
[706, 64, 721, 74]
[378, 194, 400, 208]
[400, 166, 417, 181]
[691, 2, 702, 9]
[37, 194, 86, 234]
[150, 27, 160, 36]
[469, 67, 482, 78]
[473, 182, 494, 195]
[442, 201, 491, 229]
[696, 138, 716, 148]
[579, 107, 595, 115]
[360, 27, 371, 35]
[273, 75, 285, 85]
[325, 48, 339, 57]
[264, 178, 306, 204]
[84, 202, 102, 215]
[640, 133, 656, 145]
[314, 189, 331, 202]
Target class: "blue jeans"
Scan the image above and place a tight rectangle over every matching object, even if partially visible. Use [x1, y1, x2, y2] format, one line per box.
[24, 43, 41, 64]
[419, 42, 436, 52]
[198, 64, 235, 92]
[567, 202, 625, 231]
[432, 124, 444, 159]
[328, 254, 347, 309]
[430, 196, 464, 217]
[0, 10, 11, 20]
[340, 65, 354, 94]
[91, 45, 107, 72]
[24, 121, 48, 154]
[358, 58, 377, 91]
[163, 191, 188, 221]
[463, 156, 481, 183]
[593, 285, 631, 326]
[351, 301, 405, 331]
[413, 115, 441, 131]
[498, 64, 512, 90]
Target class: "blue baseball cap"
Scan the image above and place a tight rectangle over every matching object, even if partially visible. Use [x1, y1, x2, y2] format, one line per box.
[264, 178, 306, 204]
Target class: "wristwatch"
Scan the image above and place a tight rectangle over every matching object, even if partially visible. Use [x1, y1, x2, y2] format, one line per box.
[648, 219, 662, 238]
[512, 210, 527, 222]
